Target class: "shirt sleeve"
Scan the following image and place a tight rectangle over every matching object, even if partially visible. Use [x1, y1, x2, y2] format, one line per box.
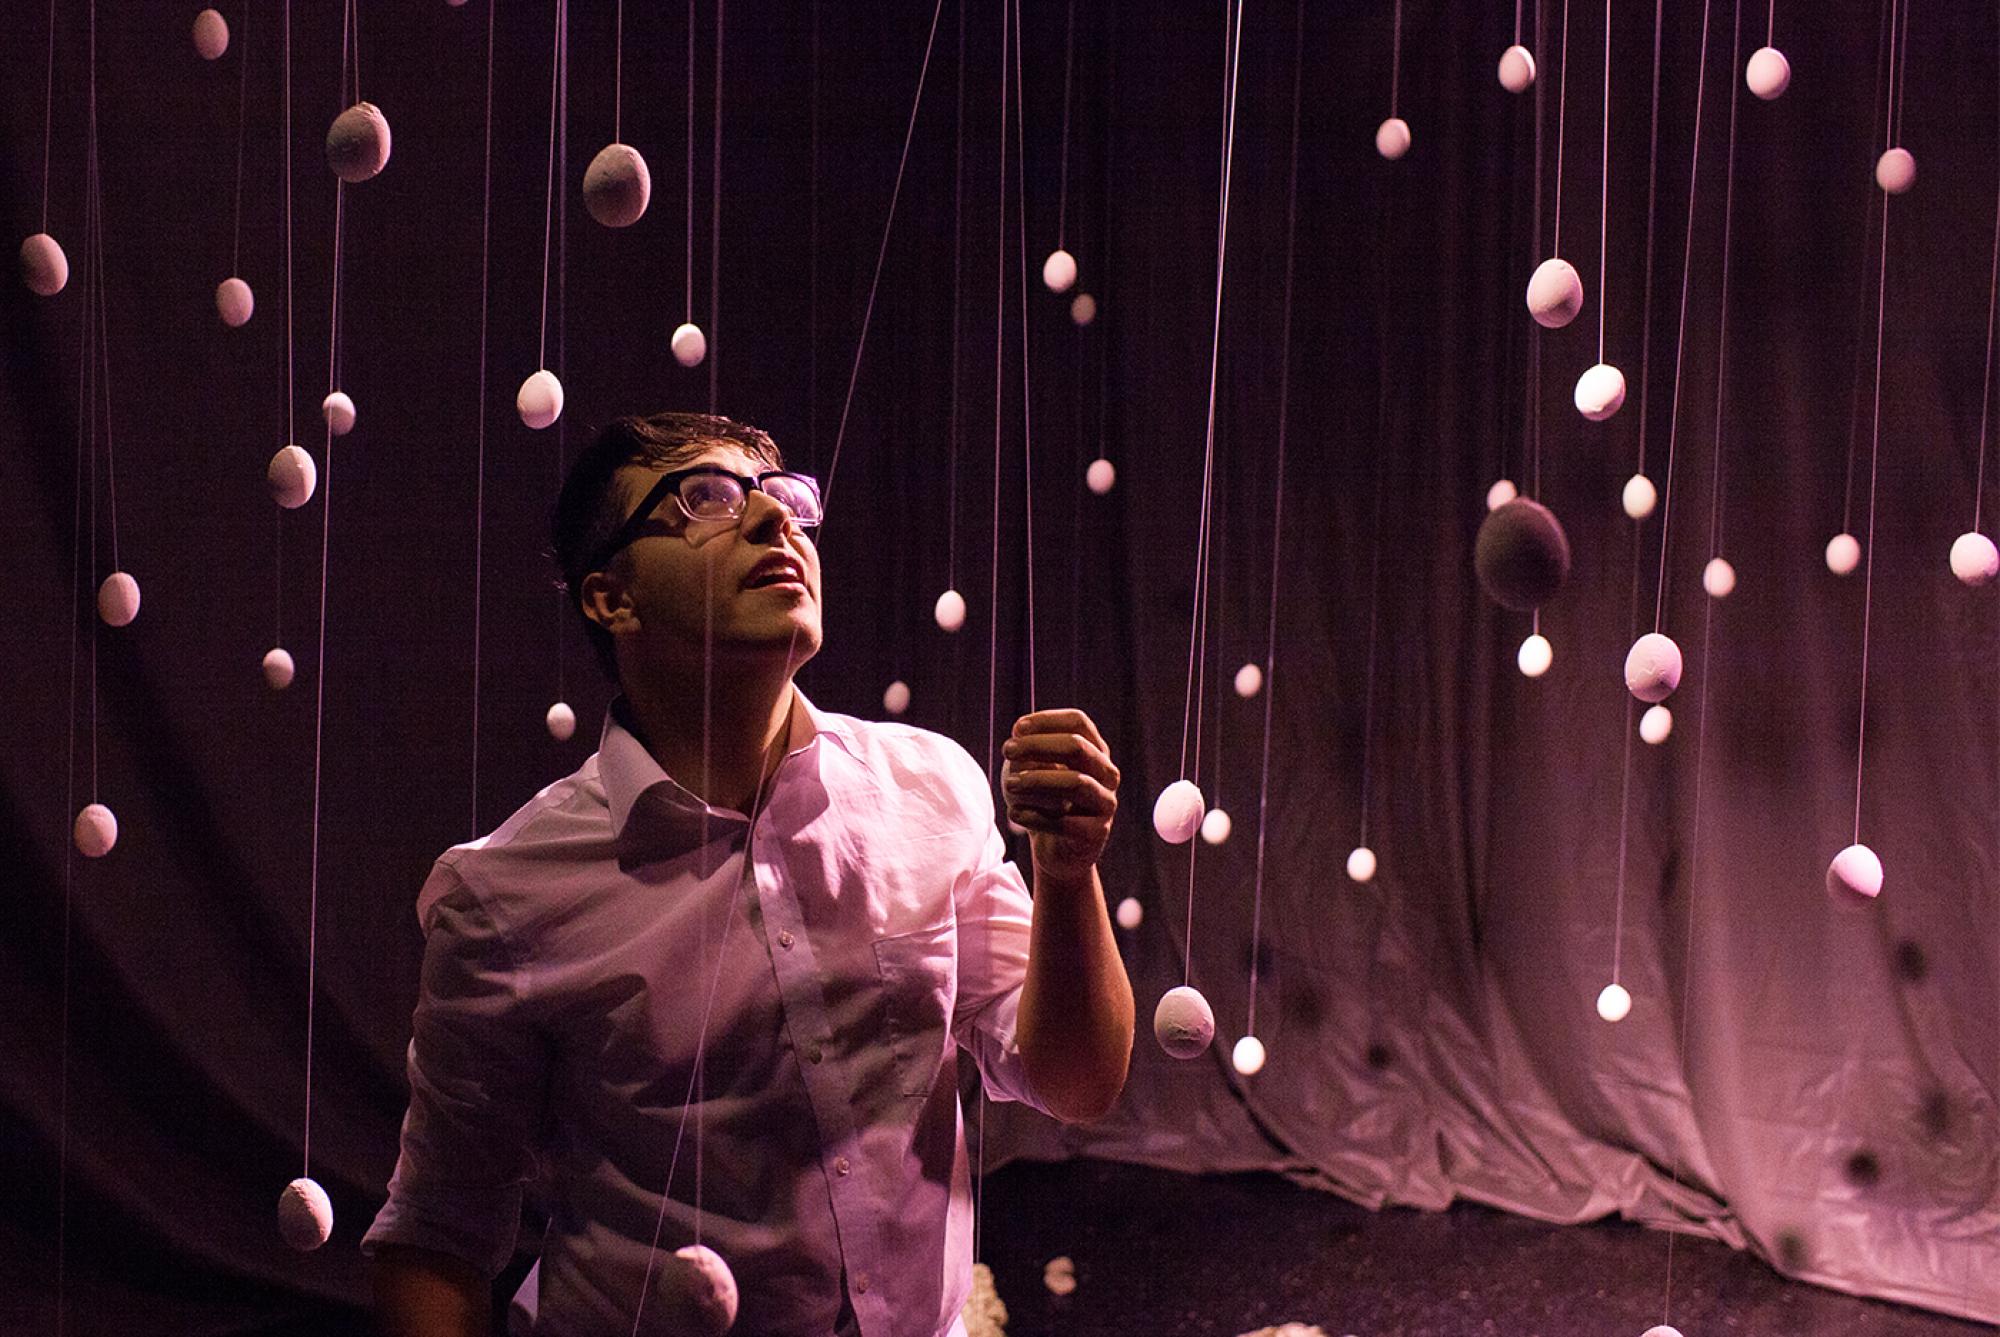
[360, 862, 551, 1278]
[941, 744, 1053, 1116]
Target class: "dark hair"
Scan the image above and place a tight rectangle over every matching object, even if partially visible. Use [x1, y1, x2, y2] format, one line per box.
[551, 411, 784, 680]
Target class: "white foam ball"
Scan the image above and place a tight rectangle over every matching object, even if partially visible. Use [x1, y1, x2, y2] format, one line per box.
[193, 8, 229, 59]
[1346, 845, 1377, 883]
[1153, 985, 1216, 1059]
[1703, 555, 1737, 598]
[1043, 1256, 1077, 1296]
[882, 680, 911, 715]
[1827, 842, 1883, 899]
[583, 142, 652, 227]
[516, 369, 564, 430]
[326, 102, 392, 182]
[1517, 632, 1553, 678]
[1746, 45, 1791, 99]
[671, 1243, 739, 1333]
[1152, 779, 1205, 844]
[1641, 1328, 1686, 1337]
[1231, 1034, 1267, 1075]
[74, 803, 118, 858]
[672, 322, 708, 368]
[1624, 632, 1683, 703]
[1622, 473, 1657, 519]
[21, 232, 68, 296]
[322, 391, 356, 437]
[546, 701, 577, 740]
[1086, 457, 1116, 494]
[1042, 248, 1077, 293]
[1498, 44, 1537, 92]
[277, 1177, 333, 1251]
[215, 276, 254, 326]
[1486, 478, 1518, 511]
[1596, 982, 1632, 1023]
[1200, 807, 1232, 845]
[263, 647, 296, 691]
[1115, 896, 1143, 930]
[97, 571, 141, 627]
[1875, 147, 1915, 194]
[268, 444, 318, 509]
[933, 588, 967, 632]
[1639, 704, 1673, 744]
[1574, 362, 1627, 421]
[1525, 257, 1584, 328]
[1234, 662, 1263, 698]
[1825, 532, 1861, 575]
[1950, 532, 1999, 586]
[1375, 116, 1412, 161]
[1070, 292, 1098, 326]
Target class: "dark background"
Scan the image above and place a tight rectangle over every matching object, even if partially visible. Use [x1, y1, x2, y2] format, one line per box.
[2, 0, 1996, 1330]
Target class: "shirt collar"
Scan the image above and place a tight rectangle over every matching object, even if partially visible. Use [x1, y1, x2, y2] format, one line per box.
[598, 685, 857, 842]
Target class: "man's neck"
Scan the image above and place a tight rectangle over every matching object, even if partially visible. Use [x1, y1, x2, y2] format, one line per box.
[620, 657, 799, 814]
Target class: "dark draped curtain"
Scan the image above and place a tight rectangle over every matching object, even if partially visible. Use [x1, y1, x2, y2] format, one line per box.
[2, 2, 1994, 1330]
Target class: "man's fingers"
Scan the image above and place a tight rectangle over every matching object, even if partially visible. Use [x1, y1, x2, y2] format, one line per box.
[1000, 732, 1120, 790]
[1002, 768, 1118, 816]
[1011, 708, 1107, 754]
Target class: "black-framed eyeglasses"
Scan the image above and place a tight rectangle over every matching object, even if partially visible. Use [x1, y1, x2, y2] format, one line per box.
[584, 466, 824, 574]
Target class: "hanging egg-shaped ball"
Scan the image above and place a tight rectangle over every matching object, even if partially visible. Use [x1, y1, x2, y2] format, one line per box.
[1949, 532, 1999, 586]
[1596, 982, 1632, 1023]
[1199, 807, 1232, 845]
[584, 142, 652, 227]
[263, 647, 296, 691]
[1346, 845, 1377, 883]
[74, 803, 118, 858]
[1827, 842, 1883, 899]
[1622, 473, 1657, 519]
[1115, 896, 1143, 929]
[1525, 257, 1584, 328]
[326, 102, 392, 182]
[1574, 363, 1627, 421]
[268, 445, 318, 508]
[882, 680, 911, 716]
[672, 1244, 740, 1335]
[1825, 532, 1861, 575]
[1639, 704, 1673, 744]
[1234, 662, 1263, 698]
[216, 276, 254, 326]
[1086, 457, 1116, 494]
[1875, 147, 1915, 195]
[97, 571, 141, 627]
[1474, 497, 1573, 611]
[1375, 117, 1412, 161]
[193, 8, 230, 59]
[517, 369, 564, 430]
[277, 1177, 334, 1251]
[1498, 44, 1537, 93]
[1042, 248, 1078, 293]
[933, 588, 967, 633]
[1517, 632, 1553, 678]
[1486, 478, 1519, 511]
[1746, 45, 1791, 99]
[1153, 985, 1216, 1059]
[322, 391, 357, 437]
[1070, 292, 1098, 326]
[1152, 779, 1205, 845]
[546, 701, 577, 741]
[1231, 1034, 1267, 1075]
[671, 322, 708, 368]
[1703, 555, 1737, 598]
[21, 232, 68, 296]
[1624, 632, 1683, 703]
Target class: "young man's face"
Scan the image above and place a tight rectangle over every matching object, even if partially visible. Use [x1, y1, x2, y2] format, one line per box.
[597, 443, 824, 677]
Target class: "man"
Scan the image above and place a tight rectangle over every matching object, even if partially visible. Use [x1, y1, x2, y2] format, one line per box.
[363, 411, 1135, 1336]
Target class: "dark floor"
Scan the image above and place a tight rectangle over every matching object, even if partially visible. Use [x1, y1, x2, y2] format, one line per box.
[975, 1160, 1995, 1337]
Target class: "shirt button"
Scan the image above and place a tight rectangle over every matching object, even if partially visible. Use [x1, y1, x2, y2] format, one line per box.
[778, 930, 795, 950]
[854, 1272, 870, 1294]
[835, 1156, 851, 1176]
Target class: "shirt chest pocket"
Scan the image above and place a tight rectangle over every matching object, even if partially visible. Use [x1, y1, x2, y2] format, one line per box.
[870, 920, 956, 1097]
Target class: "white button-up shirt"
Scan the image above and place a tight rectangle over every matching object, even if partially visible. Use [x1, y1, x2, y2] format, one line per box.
[361, 691, 1048, 1336]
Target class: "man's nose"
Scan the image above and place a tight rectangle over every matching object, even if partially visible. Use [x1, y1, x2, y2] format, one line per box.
[740, 488, 794, 541]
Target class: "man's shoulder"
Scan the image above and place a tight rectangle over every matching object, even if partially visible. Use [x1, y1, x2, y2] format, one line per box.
[420, 756, 614, 926]
[816, 710, 986, 787]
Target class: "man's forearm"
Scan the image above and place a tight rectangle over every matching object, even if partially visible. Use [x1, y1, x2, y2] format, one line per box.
[1017, 865, 1135, 1122]
[371, 1244, 493, 1337]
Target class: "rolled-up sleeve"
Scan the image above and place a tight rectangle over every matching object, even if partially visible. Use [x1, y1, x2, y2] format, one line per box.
[361, 863, 551, 1278]
[941, 746, 1051, 1116]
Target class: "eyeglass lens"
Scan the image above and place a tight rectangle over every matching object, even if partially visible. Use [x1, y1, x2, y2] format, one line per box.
[678, 472, 822, 525]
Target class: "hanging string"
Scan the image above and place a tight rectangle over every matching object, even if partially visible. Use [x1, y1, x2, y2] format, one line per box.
[1515, 0, 1525, 47]
[685, 0, 696, 327]
[229, 1, 251, 277]
[1854, 0, 1901, 845]
[1248, 0, 1307, 1046]
[1652, 0, 1718, 633]
[1552, 0, 1572, 257]
[945, 0, 966, 596]
[537, 0, 564, 372]
[988, 0, 1011, 778]
[1389, 0, 1403, 120]
[1609, 0, 1666, 994]
[470, 0, 496, 832]
[808, 0, 820, 470]
[708, 0, 724, 411]
[1530, 0, 1545, 499]
[1355, 189, 1392, 852]
[1595, 0, 1611, 365]
[39, 0, 57, 232]
[1055, 0, 1075, 249]
[555, 0, 571, 706]
[1977, 36, 2000, 536]
[1012, 0, 1037, 709]
[614, 0, 625, 143]
[1841, 2, 1894, 541]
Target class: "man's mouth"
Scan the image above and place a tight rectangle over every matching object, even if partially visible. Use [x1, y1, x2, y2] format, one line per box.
[744, 557, 808, 590]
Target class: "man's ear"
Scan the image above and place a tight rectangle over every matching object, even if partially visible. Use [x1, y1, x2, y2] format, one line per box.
[578, 570, 639, 635]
